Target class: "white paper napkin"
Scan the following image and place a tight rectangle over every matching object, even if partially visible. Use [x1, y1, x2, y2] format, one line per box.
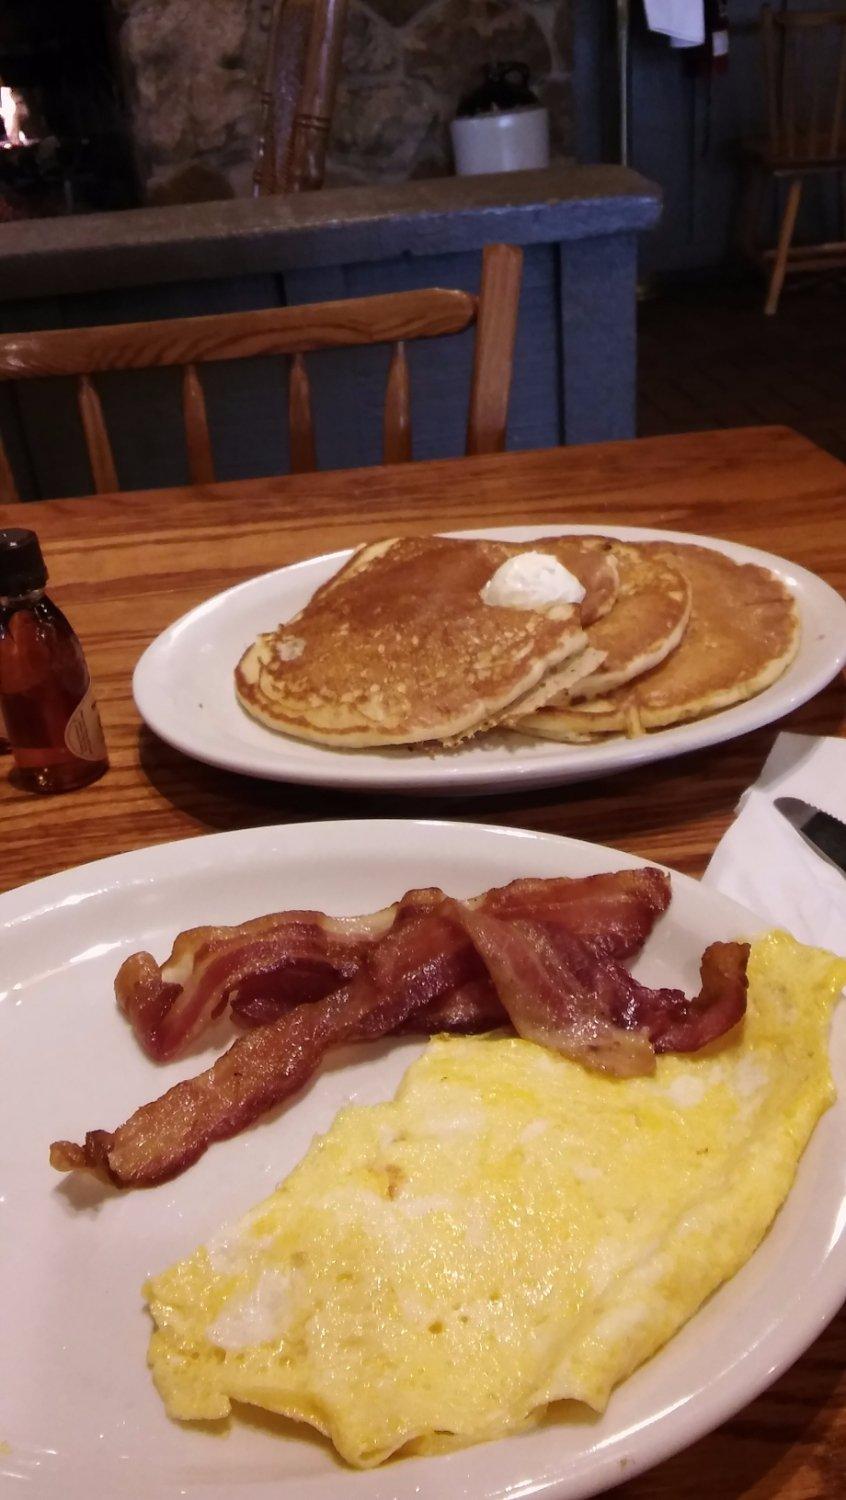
[702, 733, 846, 954]
[643, 0, 705, 48]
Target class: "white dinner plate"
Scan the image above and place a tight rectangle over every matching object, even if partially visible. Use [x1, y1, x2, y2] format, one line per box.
[2, 818, 845, 1500]
[133, 524, 846, 794]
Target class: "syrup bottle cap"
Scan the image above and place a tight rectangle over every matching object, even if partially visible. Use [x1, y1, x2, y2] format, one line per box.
[0, 529, 48, 595]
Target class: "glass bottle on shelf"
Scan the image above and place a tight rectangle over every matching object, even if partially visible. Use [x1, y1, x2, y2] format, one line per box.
[0, 528, 108, 793]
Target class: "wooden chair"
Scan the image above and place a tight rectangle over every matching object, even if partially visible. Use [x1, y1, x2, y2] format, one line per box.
[743, 6, 846, 314]
[0, 244, 523, 502]
[253, 0, 348, 195]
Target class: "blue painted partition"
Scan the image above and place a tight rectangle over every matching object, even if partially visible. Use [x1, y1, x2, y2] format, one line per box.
[0, 165, 660, 500]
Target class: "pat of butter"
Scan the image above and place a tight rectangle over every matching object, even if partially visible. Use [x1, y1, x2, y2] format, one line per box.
[480, 552, 586, 611]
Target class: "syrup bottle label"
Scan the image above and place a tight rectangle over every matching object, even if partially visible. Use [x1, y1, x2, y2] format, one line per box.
[64, 681, 107, 762]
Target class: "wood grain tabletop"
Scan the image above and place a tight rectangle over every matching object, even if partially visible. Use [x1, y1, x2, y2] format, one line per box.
[1, 422, 844, 1497]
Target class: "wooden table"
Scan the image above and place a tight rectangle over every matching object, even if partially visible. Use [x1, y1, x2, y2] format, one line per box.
[1, 423, 844, 1497]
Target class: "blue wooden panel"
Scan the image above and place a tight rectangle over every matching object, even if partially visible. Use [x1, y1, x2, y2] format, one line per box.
[559, 234, 638, 444]
[283, 246, 562, 470]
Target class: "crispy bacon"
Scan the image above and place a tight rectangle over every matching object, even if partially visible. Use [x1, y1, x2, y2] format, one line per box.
[118, 870, 672, 1060]
[448, 902, 748, 1074]
[51, 976, 394, 1186]
[647, 940, 750, 1053]
[449, 904, 653, 1074]
[116, 907, 396, 1061]
[397, 978, 503, 1035]
[398, 869, 677, 1039]
[50, 895, 479, 1187]
[479, 869, 672, 958]
[50, 869, 749, 1189]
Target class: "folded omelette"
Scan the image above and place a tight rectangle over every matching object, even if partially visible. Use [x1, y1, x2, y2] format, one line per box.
[146, 932, 846, 1467]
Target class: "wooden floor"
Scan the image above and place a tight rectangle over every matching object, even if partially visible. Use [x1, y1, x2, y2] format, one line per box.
[639, 276, 846, 461]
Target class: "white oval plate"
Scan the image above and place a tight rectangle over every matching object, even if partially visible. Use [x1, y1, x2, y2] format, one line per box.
[133, 524, 846, 794]
[1, 818, 845, 1500]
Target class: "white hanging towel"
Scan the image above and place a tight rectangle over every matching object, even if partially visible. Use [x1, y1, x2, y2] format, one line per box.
[643, 0, 705, 48]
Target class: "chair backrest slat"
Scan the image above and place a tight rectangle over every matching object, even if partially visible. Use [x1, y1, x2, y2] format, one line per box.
[383, 341, 412, 465]
[831, 25, 846, 153]
[288, 352, 317, 472]
[182, 363, 215, 484]
[762, 5, 780, 154]
[0, 290, 477, 380]
[0, 433, 20, 504]
[466, 243, 523, 456]
[784, 23, 798, 157]
[761, 5, 846, 161]
[0, 252, 523, 497]
[77, 375, 118, 494]
[807, 27, 822, 151]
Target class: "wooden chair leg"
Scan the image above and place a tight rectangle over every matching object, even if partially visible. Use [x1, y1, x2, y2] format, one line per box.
[0, 433, 19, 504]
[765, 178, 803, 316]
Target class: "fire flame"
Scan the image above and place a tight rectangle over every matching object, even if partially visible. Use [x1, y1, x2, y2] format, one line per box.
[0, 85, 35, 148]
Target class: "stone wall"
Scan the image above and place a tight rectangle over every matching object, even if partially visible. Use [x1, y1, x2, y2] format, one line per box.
[113, 0, 572, 203]
[112, 0, 273, 202]
[333, 0, 571, 182]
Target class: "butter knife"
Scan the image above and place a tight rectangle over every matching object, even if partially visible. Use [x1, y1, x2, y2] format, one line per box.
[774, 796, 846, 877]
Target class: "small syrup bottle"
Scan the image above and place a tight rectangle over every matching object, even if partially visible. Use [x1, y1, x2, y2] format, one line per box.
[0, 528, 109, 793]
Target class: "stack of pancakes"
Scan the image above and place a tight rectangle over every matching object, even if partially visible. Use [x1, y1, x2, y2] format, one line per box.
[235, 534, 800, 750]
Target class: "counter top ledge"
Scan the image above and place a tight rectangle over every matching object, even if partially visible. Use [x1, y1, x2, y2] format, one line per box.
[0, 164, 661, 300]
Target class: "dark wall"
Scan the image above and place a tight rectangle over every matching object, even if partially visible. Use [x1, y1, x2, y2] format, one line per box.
[574, 0, 843, 275]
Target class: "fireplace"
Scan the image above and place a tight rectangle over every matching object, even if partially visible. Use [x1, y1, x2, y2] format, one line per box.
[0, 0, 140, 220]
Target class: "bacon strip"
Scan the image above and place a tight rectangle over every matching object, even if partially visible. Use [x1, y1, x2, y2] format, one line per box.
[446, 903, 748, 1076]
[50, 871, 749, 1189]
[51, 899, 461, 1187]
[397, 978, 503, 1035]
[119, 870, 672, 1060]
[478, 869, 671, 958]
[116, 907, 397, 1060]
[449, 904, 652, 1075]
[647, 940, 750, 1053]
[51, 977, 392, 1186]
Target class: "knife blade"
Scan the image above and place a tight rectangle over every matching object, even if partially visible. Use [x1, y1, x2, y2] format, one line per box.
[774, 797, 846, 877]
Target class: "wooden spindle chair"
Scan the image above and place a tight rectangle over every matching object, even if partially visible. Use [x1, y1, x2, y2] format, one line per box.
[0, 244, 522, 502]
[743, 5, 846, 314]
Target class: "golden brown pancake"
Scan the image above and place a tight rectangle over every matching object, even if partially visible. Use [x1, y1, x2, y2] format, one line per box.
[519, 535, 620, 626]
[515, 542, 690, 723]
[274, 535, 618, 624]
[235, 536, 593, 748]
[523, 542, 800, 741]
